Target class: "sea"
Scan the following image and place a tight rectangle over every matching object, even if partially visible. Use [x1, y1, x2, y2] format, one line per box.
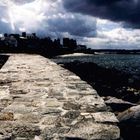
[52, 53, 140, 81]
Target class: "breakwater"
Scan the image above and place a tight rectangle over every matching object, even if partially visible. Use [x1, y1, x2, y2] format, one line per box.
[0, 54, 120, 140]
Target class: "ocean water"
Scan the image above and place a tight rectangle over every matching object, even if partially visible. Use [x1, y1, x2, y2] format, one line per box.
[52, 54, 140, 80]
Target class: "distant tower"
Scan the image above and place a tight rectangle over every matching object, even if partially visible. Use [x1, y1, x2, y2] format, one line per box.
[63, 38, 70, 47]
[32, 33, 36, 37]
[22, 32, 26, 38]
[63, 38, 77, 50]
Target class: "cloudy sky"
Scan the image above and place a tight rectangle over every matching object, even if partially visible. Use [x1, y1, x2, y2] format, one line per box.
[0, 0, 140, 49]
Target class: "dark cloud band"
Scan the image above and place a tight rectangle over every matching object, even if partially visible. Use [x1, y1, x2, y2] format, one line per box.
[63, 0, 140, 28]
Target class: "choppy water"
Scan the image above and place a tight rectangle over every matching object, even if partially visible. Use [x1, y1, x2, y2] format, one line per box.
[52, 54, 140, 80]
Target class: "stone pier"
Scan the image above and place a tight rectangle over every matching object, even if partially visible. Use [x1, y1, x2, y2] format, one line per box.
[0, 54, 120, 140]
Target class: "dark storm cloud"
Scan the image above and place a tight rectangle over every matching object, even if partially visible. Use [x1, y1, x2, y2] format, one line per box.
[63, 0, 140, 28]
[47, 14, 97, 37]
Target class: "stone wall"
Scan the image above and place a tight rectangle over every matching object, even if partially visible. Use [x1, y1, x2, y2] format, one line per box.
[0, 54, 120, 140]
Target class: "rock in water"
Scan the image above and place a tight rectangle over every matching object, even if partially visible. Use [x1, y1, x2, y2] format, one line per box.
[118, 105, 140, 123]
[104, 96, 136, 112]
[118, 105, 140, 140]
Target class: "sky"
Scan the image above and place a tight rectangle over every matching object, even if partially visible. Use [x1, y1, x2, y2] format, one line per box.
[0, 0, 140, 49]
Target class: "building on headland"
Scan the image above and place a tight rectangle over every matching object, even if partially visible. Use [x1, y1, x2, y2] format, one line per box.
[63, 38, 77, 50]
[22, 32, 26, 38]
[54, 38, 61, 47]
[1, 34, 18, 47]
[76, 45, 87, 51]
[27, 33, 38, 39]
[8, 36, 18, 47]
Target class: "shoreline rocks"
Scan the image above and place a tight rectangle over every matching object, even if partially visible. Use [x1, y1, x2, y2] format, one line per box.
[104, 96, 136, 112]
[53, 59, 140, 140]
[118, 105, 140, 140]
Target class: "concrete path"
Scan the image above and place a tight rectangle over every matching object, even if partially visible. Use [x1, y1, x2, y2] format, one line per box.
[0, 54, 120, 140]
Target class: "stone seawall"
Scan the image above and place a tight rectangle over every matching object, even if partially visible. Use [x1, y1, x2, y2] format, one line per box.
[0, 54, 120, 140]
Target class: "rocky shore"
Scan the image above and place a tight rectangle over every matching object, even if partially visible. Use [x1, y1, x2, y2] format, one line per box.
[56, 60, 140, 140]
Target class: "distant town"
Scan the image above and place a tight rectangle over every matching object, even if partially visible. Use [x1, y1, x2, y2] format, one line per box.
[0, 32, 139, 57]
[0, 32, 88, 57]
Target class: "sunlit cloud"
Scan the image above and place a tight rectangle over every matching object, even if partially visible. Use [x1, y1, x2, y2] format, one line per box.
[0, 0, 47, 32]
[10, 0, 46, 32]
